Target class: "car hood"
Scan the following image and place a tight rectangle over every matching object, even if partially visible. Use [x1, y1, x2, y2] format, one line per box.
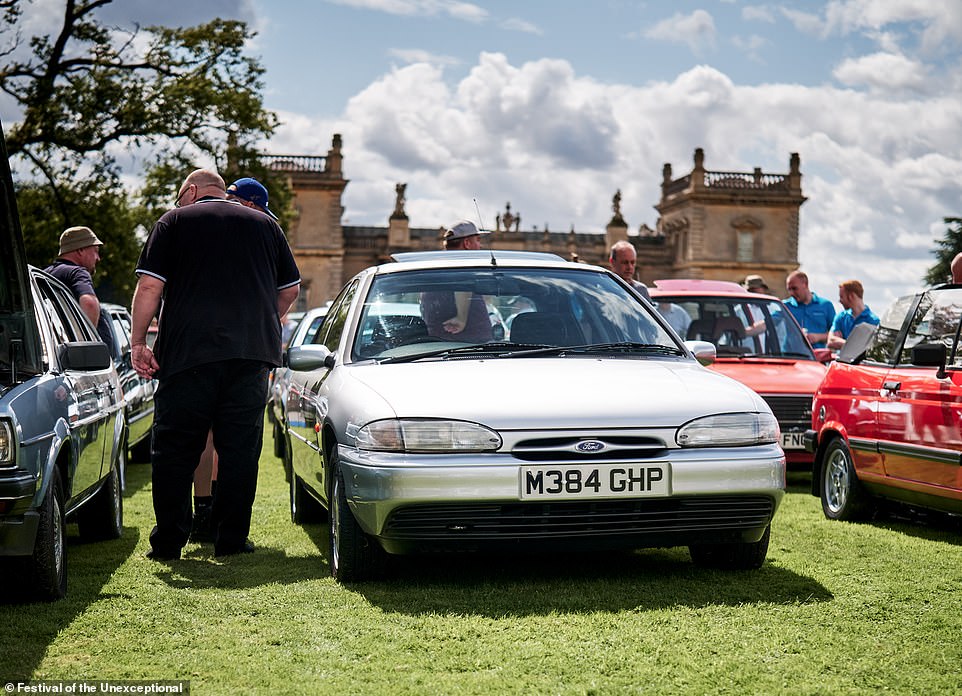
[708, 358, 827, 395]
[346, 357, 767, 430]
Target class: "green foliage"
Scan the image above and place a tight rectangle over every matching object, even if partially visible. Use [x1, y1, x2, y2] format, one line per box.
[0, 444, 960, 695]
[925, 217, 962, 286]
[1, 0, 280, 305]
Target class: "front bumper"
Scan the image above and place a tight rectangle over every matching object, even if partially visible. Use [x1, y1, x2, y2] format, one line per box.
[0, 469, 41, 555]
[337, 444, 786, 554]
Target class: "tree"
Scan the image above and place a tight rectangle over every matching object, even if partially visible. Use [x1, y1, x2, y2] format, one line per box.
[1, 0, 285, 304]
[924, 217, 962, 286]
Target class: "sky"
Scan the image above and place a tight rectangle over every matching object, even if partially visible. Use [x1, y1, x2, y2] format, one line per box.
[10, 0, 962, 311]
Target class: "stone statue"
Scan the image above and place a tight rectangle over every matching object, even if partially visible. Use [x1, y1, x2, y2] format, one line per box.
[612, 189, 622, 217]
[392, 182, 407, 218]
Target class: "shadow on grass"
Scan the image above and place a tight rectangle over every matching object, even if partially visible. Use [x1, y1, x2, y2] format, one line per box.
[344, 549, 833, 617]
[864, 502, 962, 545]
[151, 546, 329, 590]
[0, 522, 141, 678]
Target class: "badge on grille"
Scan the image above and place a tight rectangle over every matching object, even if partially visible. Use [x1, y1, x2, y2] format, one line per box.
[576, 440, 606, 453]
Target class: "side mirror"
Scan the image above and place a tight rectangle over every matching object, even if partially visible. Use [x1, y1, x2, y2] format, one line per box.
[684, 340, 716, 366]
[58, 341, 111, 371]
[912, 342, 948, 379]
[813, 348, 833, 363]
[288, 344, 335, 372]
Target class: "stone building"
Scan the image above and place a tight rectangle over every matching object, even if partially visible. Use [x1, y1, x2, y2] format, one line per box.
[266, 137, 805, 310]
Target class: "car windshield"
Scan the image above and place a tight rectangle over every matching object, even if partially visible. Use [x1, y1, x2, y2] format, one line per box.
[350, 266, 678, 361]
[654, 295, 815, 359]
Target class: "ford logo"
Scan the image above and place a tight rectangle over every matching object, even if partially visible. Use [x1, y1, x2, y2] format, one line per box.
[576, 440, 606, 453]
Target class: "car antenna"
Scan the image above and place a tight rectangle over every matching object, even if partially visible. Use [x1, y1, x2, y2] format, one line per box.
[474, 198, 496, 267]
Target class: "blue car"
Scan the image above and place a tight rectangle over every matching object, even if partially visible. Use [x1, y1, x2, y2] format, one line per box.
[0, 126, 127, 600]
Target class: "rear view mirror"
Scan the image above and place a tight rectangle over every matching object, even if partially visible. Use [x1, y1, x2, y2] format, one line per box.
[684, 340, 716, 366]
[58, 341, 111, 371]
[911, 342, 948, 379]
[288, 344, 335, 371]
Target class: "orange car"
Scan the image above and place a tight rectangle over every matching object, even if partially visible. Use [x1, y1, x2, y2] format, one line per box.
[650, 279, 829, 469]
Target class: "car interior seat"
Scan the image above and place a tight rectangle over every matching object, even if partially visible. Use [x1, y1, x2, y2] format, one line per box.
[712, 316, 746, 344]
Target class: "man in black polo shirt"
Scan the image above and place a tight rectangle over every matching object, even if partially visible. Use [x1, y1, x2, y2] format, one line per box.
[130, 168, 300, 559]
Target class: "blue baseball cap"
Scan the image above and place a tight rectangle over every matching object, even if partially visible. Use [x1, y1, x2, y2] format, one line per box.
[227, 177, 278, 220]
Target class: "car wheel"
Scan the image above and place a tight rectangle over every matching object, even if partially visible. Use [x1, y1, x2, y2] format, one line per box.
[31, 470, 67, 600]
[689, 524, 770, 570]
[821, 437, 873, 521]
[329, 446, 383, 582]
[290, 468, 325, 524]
[77, 456, 124, 542]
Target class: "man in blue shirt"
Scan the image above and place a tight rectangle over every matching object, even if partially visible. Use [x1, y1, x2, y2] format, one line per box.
[827, 279, 880, 350]
[784, 270, 836, 349]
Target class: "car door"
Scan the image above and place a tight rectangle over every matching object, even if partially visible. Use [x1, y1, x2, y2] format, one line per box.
[108, 307, 154, 447]
[33, 272, 118, 497]
[877, 288, 962, 492]
[288, 277, 359, 495]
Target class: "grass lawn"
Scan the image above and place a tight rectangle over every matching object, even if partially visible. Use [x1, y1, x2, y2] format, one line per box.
[2, 427, 961, 695]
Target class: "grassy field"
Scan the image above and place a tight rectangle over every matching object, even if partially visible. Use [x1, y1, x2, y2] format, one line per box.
[2, 430, 961, 695]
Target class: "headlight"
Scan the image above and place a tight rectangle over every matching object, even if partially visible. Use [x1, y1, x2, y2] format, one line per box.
[355, 419, 502, 452]
[676, 412, 779, 447]
[0, 421, 13, 464]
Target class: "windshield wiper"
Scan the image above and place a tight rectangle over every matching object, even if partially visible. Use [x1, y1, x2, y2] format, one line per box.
[505, 342, 684, 358]
[378, 342, 551, 364]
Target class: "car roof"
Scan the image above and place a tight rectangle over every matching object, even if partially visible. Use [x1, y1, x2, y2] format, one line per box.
[651, 278, 774, 299]
[386, 249, 572, 272]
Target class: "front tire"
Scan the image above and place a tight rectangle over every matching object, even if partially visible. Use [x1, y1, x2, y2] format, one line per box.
[31, 470, 67, 600]
[821, 437, 873, 521]
[329, 446, 383, 582]
[689, 524, 771, 570]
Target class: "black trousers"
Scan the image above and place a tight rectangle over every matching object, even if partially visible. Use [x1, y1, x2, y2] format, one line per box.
[148, 359, 270, 554]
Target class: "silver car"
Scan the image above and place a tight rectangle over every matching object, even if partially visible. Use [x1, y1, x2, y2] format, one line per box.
[283, 250, 786, 581]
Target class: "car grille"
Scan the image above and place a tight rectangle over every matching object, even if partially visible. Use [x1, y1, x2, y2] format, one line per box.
[382, 496, 774, 540]
[760, 395, 812, 430]
[510, 435, 669, 462]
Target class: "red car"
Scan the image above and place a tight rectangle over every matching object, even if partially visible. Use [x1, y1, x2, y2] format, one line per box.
[650, 279, 829, 469]
[805, 286, 962, 520]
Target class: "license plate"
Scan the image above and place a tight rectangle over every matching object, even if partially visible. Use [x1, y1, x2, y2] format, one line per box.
[519, 463, 670, 500]
[781, 432, 805, 450]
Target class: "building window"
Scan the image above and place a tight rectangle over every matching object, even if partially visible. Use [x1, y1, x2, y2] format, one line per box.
[737, 230, 754, 262]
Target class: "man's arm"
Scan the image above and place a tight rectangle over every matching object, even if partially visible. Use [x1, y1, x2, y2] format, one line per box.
[77, 293, 101, 328]
[130, 275, 164, 378]
[277, 284, 300, 318]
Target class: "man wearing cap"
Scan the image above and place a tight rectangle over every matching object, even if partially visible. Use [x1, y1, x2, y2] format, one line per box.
[421, 220, 493, 341]
[45, 226, 113, 345]
[130, 168, 300, 560]
[227, 177, 279, 220]
[742, 274, 770, 294]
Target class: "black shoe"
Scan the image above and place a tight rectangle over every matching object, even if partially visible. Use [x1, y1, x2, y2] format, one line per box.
[146, 547, 181, 561]
[189, 501, 215, 543]
[214, 540, 255, 557]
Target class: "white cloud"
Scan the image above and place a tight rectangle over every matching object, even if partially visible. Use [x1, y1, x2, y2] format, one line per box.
[268, 52, 962, 309]
[500, 17, 543, 35]
[644, 10, 717, 54]
[833, 52, 930, 92]
[742, 6, 776, 23]
[388, 48, 460, 66]
[324, 0, 488, 22]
